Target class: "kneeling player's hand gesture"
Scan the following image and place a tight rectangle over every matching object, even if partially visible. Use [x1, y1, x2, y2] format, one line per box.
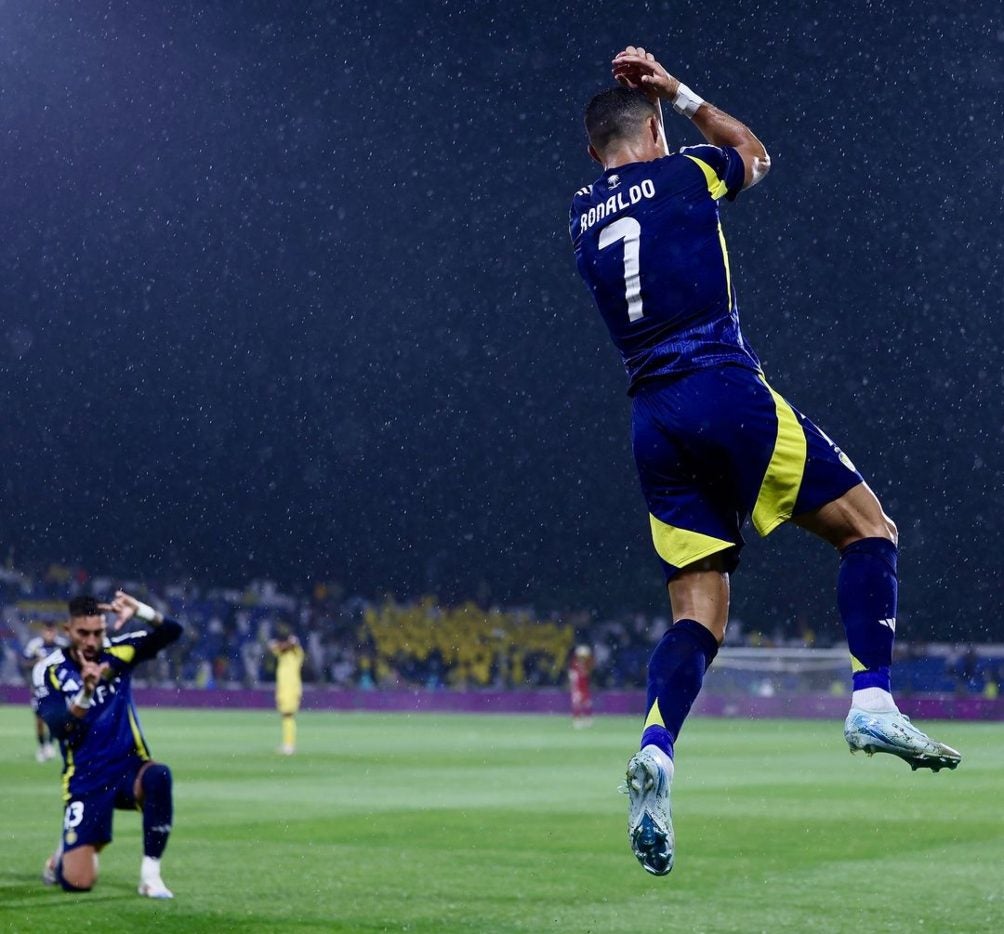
[81, 659, 111, 692]
[100, 590, 160, 631]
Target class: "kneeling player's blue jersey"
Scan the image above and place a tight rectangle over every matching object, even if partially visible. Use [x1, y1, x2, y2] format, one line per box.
[33, 619, 182, 800]
[569, 145, 761, 392]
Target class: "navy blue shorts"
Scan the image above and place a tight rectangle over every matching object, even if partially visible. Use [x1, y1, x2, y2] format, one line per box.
[631, 366, 863, 580]
[61, 760, 144, 851]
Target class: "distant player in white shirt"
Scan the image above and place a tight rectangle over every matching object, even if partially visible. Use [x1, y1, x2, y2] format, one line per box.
[21, 621, 67, 762]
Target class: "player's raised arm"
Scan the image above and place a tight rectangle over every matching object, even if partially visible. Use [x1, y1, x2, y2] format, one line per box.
[612, 46, 770, 190]
[100, 589, 183, 667]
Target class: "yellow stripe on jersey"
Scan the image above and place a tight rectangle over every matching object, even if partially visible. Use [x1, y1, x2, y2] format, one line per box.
[751, 377, 808, 536]
[643, 699, 665, 730]
[63, 750, 74, 803]
[107, 645, 136, 664]
[127, 707, 150, 760]
[684, 154, 730, 200]
[649, 514, 734, 570]
[684, 155, 735, 311]
[850, 654, 867, 673]
[717, 221, 733, 311]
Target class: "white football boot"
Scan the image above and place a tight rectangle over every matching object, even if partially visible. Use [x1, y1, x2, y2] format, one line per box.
[41, 855, 58, 886]
[621, 745, 675, 875]
[844, 708, 961, 771]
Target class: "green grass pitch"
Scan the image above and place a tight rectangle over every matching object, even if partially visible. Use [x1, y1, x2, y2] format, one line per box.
[0, 705, 1001, 933]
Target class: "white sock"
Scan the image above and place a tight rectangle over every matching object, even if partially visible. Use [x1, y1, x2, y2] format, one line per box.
[141, 856, 161, 879]
[641, 744, 675, 782]
[851, 687, 898, 713]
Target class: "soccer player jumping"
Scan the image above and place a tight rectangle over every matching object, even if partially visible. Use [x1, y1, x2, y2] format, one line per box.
[33, 591, 182, 897]
[568, 47, 960, 877]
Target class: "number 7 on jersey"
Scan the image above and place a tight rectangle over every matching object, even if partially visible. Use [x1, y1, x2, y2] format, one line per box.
[598, 217, 643, 322]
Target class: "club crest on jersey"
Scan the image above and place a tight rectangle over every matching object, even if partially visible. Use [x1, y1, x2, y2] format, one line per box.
[608, 174, 620, 189]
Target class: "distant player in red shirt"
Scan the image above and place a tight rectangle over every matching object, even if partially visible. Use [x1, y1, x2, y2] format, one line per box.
[569, 645, 594, 728]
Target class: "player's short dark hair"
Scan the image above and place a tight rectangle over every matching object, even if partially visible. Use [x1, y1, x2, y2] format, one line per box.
[584, 87, 659, 153]
[68, 595, 102, 619]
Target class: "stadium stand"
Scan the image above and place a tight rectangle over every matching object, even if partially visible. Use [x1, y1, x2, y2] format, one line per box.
[1, 563, 1002, 710]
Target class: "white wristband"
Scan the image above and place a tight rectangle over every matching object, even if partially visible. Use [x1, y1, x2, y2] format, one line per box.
[134, 600, 157, 622]
[672, 83, 705, 118]
[72, 690, 93, 709]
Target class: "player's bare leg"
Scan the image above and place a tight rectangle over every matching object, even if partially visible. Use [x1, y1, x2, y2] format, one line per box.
[56, 845, 101, 891]
[34, 714, 55, 762]
[667, 563, 729, 642]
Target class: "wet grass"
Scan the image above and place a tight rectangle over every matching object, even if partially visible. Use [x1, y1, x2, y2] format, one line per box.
[0, 706, 1001, 932]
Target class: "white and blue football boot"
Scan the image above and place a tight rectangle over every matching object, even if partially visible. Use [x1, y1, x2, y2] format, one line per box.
[844, 708, 961, 772]
[621, 745, 675, 875]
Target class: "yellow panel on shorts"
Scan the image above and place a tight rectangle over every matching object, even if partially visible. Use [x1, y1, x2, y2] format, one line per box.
[649, 514, 734, 570]
[751, 378, 808, 536]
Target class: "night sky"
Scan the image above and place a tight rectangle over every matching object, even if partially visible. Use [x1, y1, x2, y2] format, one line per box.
[0, 1, 1000, 640]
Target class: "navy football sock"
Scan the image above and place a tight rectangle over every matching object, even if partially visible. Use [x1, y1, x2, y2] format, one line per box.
[838, 537, 897, 693]
[140, 764, 173, 859]
[641, 619, 720, 759]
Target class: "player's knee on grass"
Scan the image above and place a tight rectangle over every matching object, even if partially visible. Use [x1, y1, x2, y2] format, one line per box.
[57, 849, 97, 892]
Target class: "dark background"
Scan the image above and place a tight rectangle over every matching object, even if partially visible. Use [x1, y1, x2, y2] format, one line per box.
[0, 1, 1000, 640]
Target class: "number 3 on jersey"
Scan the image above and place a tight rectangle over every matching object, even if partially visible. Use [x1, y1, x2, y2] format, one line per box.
[598, 217, 643, 322]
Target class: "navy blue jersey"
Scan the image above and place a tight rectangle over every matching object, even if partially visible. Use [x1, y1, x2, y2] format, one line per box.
[32, 619, 182, 800]
[570, 145, 761, 392]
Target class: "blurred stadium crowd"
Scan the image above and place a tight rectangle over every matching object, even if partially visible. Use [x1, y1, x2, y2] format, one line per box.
[1, 563, 1001, 696]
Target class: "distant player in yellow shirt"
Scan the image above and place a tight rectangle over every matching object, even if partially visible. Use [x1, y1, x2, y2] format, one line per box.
[268, 627, 305, 755]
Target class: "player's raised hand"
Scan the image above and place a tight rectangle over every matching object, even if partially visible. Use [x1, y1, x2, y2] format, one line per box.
[612, 46, 680, 100]
[99, 590, 160, 631]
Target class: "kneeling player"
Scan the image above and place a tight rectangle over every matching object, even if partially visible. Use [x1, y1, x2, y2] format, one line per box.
[34, 591, 182, 897]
